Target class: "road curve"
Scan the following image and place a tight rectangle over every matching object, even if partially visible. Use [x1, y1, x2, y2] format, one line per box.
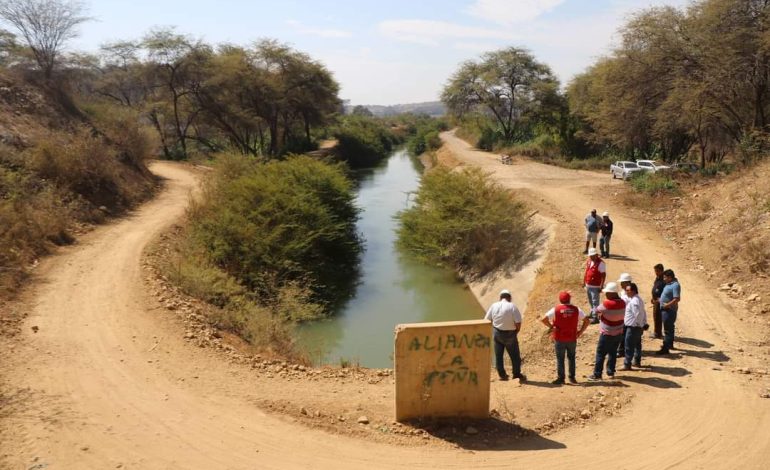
[1, 155, 768, 469]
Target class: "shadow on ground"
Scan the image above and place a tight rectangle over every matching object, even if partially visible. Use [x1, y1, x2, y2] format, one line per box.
[406, 417, 566, 451]
[676, 337, 714, 348]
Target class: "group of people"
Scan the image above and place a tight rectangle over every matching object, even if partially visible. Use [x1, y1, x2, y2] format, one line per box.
[484, 208, 682, 384]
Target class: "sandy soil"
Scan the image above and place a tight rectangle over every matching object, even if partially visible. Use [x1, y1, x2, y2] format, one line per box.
[2, 142, 770, 469]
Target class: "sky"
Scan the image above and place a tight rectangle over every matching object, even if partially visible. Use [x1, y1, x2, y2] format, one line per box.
[67, 0, 691, 105]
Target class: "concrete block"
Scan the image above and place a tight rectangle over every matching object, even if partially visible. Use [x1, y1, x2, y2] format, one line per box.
[394, 319, 491, 421]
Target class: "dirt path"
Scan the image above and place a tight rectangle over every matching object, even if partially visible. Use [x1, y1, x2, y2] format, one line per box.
[2, 152, 769, 469]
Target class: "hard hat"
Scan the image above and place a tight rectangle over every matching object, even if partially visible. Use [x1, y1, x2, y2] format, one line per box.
[602, 282, 619, 293]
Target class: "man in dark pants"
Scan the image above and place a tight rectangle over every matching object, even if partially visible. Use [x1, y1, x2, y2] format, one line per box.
[587, 282, 626, 381]
[650, 264, 666, 339]
[600, 211, 613, 258]
[485, 289, 527, 382]
[656, 269, 681, 355]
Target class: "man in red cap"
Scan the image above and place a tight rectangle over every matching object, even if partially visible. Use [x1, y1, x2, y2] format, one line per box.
[541, 291, 590, 385]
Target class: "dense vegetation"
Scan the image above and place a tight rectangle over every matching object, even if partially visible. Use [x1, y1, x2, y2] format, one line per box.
[398, 167, 534, 278]
[163, 154, 362, 357]
[443, 0, 770, 170]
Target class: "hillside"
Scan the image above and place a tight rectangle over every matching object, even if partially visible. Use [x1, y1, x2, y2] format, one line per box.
[348, 101, 446, 117]
[0, 72, 156, 300]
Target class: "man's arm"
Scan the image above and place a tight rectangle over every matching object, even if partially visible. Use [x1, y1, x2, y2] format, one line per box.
[541, 317, 553, 329]
[577, 318, 590, 338]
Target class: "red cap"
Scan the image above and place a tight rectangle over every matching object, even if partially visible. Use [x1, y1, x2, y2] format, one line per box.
[559, 291, 571, 304]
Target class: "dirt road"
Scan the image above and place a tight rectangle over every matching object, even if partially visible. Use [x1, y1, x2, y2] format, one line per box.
[2, 150, 769, 469]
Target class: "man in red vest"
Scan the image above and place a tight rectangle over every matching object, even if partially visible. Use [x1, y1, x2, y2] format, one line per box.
[541, 291, 590, 385]
[583, 248, 607, 324]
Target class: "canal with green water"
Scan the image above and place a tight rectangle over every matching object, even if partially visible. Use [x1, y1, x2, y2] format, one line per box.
[298, 149, 483, 368]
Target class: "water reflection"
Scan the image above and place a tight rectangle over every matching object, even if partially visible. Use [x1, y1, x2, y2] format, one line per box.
[298, 149, 483, 368]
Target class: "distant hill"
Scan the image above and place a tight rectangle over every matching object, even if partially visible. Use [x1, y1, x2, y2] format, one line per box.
[346, 101, 446, 117]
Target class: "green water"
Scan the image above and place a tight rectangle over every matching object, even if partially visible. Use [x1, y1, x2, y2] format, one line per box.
[298, 149, 483, 368]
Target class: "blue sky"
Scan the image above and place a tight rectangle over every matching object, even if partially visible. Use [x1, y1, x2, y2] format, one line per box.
[68, 0, 690, 105]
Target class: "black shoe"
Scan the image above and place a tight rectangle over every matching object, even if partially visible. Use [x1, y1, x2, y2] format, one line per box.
[633, 362, 642, 368]
[551, 378, 565, 385]
[582, 250, 588, 255]
[655, 348, 670, 355]
[607, 373, 615, 379]
[569, 377, 578, 384]
[586, 374, 601, 382]
[621, 365, 632, 371]
[498, 375, 510, 381]
[513, 374, 527, 383]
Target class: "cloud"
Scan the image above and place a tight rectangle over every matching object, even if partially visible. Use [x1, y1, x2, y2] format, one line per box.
[378, 19, 516, 46]
[466, 0, 566, 25]
[286, 20, 352, 38]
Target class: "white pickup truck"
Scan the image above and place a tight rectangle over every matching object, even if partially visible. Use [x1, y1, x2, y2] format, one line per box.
[610, 161, 643, 180]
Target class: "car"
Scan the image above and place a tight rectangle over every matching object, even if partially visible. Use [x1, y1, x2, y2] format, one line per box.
[610, 161, 644, 180]
[670, 162, 700, 173]
[636, 159, 670, 173]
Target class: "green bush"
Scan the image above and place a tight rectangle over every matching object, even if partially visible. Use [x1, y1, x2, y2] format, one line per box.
[629, 172, 679, 195]
[397, 166, 533, 277]
[188, 153, 361, 307]
[333, 116, 398, 168]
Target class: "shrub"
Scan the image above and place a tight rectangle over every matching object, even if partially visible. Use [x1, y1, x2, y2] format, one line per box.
[397, 166, 534, 277]
[188, 153, 362, 307]
[629, 172, 679, 195]
[333, 116, 397, 168]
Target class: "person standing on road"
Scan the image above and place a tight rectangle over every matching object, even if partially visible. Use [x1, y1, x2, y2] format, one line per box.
[622, 283, 647, 370]
[583, 248, 607, 324]
[541, 291, 590, 385]
[587, 282, 626, 381]
[650, 264, 666, 339]
[600, 211, 613, 258]
[485, 289, 527, 382]
[616, 273, 633, 358]
[584, 209, 603, 254]
[656, 269, 681, 355]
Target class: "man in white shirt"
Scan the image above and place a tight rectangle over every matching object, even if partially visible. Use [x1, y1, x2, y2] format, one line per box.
[485, 289, 527, 383]
[622, 283, 648, 370]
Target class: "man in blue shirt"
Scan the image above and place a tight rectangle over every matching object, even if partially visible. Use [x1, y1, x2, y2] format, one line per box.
[656, 269, 681, 355]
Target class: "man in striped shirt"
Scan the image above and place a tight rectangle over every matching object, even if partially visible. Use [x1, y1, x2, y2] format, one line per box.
[587, 282, 626, 381]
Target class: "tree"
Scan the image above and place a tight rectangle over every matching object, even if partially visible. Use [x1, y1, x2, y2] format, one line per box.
[441, 47, 559, 142]
[0, 0, 90, 78]
[351, 105, 373, 117]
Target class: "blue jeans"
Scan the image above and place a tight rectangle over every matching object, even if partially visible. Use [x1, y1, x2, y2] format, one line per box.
[555, 341, 577, 380]
[600, 234, 611, 257]
[662, 309, 677, 350]
[493, 328, 521, 378]
[593, 334, 622, 377]
[624, 326, 643, 366]
[586, 286, 601, 318]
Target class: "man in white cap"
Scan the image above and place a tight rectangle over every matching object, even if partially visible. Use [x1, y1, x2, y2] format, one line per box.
[587, 282, 626, 381]
[583, 247, 606, 324]
[600, 211, 613, 258]
[616, 272, 633, 358]
[484, 289, 527, 382]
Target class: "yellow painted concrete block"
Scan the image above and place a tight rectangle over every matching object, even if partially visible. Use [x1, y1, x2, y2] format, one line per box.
[394, 319, 491, 421]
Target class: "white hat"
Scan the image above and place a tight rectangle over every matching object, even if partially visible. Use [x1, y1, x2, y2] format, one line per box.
[602, 282, 619, 293]
[587, 247, 598, 256]
[500, 289, 511, 296]
[618, 273, 632, 283]
[602, 211, 609, 217]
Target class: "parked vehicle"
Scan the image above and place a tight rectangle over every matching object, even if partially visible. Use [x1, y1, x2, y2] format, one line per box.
[610, 161, 643, 180]
[636, 159, 670, 173]
[670, 162, 699, 173]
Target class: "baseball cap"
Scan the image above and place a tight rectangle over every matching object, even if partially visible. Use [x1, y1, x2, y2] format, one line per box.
[602, 282, 619, 293]
[558, 291, 571, 304]
[618, 273, 632, 283]
[602, 211, 609, 217]
[587, 247, 598, 256]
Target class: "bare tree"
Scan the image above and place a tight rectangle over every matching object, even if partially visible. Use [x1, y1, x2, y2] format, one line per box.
[0, 0, 90, 78]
